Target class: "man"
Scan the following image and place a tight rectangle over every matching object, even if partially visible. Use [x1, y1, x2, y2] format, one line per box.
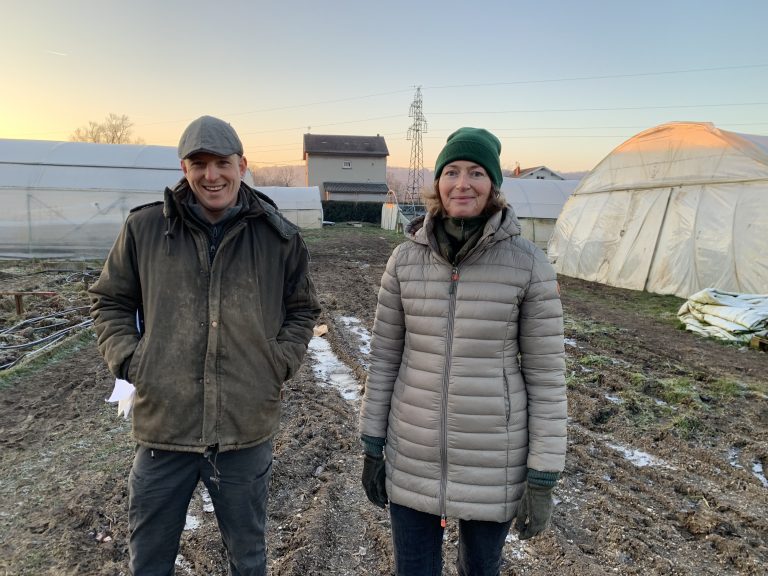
[89, 115, 321, 576]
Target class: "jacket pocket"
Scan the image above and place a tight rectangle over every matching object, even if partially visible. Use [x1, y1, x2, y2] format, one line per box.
[502, 370, 512, 422]
[266, 337, 289, 381]
[503, 367, 526, 427]
[127, 338, 146, 385]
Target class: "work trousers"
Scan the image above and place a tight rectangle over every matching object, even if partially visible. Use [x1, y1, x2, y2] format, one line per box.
[390, 502, 513, 576]
[128, 440, 273, 576]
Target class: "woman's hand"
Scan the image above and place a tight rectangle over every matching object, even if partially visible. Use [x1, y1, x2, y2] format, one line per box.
[361, 453, 388, 508]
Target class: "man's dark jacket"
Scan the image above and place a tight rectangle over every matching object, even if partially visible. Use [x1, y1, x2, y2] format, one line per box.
[89, 180, 321, 453]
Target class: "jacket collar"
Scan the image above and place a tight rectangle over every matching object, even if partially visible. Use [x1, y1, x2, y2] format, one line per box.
[162, 179, 297, 240]
[408, 207, 521, 248]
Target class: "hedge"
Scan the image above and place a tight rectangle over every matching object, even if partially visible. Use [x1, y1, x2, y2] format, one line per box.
[321, 201, 382, 224]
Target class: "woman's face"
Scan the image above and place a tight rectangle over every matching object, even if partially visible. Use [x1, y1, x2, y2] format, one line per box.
[437, 160, 493, 218]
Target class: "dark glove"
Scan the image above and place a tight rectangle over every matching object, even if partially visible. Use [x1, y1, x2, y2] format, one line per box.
[515, 483, 554, 540]
[361, 453, 388, 508]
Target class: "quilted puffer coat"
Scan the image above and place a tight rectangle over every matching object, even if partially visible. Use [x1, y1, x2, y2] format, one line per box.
[359, 208, 567, 523]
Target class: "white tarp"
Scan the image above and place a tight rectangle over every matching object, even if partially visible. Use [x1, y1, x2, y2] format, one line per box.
[677, 289, 768, 342]
[547, 122, 768, 298]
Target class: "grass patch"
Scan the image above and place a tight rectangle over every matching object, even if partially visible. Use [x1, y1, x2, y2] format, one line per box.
[301, 223, 402, 248]
[648, 377, 698, 406]
[628, 372, 647, 386]
[580, 354, 614, 367]
[0, 329, 96, 390]
[707, 377, 744, 399]
[671, 414, 703, 439]
[562, 281, 684, 328]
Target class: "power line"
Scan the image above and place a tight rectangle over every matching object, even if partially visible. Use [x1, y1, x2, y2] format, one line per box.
[424, 63, 768, 90]
[428, 102, 768, 115]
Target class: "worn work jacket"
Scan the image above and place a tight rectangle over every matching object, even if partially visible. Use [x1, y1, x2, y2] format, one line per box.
[90, 180, 320, 453]
[360, 208, 567, 522]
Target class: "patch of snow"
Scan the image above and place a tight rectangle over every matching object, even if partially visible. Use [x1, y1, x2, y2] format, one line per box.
[607, 442, 672, 468]
[564, 337, 578, 348]
[200, 486, 214, 512]
[728, 446, 743, 469]
[504, 532, 527, 559]
[605, 394, 623, 404]
[183, 514, 200, 531]
[308, 337, 359, 401]
[175, 554, 195, 574]
[752, 460, 768, 487]
[338, 316, 372, 359]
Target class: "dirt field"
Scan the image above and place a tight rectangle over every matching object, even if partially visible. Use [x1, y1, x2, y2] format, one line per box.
[0, 224, 766, 576]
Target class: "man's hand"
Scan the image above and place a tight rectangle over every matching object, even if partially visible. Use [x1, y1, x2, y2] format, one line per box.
[514, 483, 554, 540]
[361, 453, 387, 508]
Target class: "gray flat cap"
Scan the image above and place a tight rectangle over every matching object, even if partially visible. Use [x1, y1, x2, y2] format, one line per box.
[178, 115, 243, 159]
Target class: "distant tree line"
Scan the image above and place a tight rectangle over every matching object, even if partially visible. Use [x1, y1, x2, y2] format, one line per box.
[70, 113, 144, 144]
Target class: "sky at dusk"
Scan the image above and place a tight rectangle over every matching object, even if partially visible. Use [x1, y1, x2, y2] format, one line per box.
[2, 0, 767, 173]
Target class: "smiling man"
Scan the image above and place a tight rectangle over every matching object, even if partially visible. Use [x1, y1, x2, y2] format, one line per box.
[89, 116, 321, 576]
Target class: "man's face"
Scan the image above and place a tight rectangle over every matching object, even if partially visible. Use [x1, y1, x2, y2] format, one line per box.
[181, 152, 247, 222]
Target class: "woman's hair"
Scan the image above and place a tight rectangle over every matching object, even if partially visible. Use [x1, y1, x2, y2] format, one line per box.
[421, 179, 507, 216]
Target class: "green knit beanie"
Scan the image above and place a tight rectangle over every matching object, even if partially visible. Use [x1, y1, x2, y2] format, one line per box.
[434, 127, 503, 188]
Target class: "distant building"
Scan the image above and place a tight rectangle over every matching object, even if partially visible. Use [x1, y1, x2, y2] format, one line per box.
[303, 134, 389, 202]
[509, 165, 565, 180]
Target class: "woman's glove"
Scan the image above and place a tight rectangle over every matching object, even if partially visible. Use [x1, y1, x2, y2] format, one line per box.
[515, 470, 558, 540]
[361, 453, 388, 508]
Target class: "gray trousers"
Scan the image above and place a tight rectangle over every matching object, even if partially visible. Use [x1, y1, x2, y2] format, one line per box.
[128, 440, 273, 576]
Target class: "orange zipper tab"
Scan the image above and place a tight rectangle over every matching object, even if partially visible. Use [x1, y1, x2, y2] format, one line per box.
[440, 514, 447, 528]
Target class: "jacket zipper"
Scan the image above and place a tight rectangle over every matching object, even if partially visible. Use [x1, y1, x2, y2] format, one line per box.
[440, 266, 460, 526]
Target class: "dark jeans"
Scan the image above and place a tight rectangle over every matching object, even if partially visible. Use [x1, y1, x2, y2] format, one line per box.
[128, 440, 273, 576]
[390, 502, 513, 576]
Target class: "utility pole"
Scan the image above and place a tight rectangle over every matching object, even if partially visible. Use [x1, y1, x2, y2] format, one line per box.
[405, 86, 427, 207]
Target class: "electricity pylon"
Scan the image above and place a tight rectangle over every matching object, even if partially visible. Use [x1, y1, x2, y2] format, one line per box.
[405, 86, 427, 207]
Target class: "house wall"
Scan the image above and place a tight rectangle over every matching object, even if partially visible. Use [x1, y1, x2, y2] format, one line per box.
[306, 155, 387, 192]
[519, 168, 563, 180]
[325, 192, 385, 203]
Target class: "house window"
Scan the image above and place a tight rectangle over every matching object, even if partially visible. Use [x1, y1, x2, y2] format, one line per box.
[342, 161, 352, 169]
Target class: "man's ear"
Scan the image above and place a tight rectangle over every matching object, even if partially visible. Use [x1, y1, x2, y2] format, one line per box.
[239, 155, 248, 177]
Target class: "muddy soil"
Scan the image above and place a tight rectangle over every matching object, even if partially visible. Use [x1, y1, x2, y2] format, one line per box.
[0, 224, 765, 576]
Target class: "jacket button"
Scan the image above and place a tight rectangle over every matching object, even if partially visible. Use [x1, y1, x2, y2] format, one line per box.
[211, 321, 218, 328]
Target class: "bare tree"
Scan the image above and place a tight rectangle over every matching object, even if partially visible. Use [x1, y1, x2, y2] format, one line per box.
[387, 169, 407, 202]
[251, 166, 299, 187]
[70, 113, 145, 144]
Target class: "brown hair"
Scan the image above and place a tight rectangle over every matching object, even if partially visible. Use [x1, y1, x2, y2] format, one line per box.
[421, 180, 507, 217]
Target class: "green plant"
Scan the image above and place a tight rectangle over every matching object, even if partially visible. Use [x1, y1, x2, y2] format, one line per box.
[671, 414, 702, 439]
[707, 377, 743, 399]
[580, 354, 613, 367]
[655, 377, 697, 405]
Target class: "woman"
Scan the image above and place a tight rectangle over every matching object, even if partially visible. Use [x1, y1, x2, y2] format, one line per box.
[359, 127, 567, 576]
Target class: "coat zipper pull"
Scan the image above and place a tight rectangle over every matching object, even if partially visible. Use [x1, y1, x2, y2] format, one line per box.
[450, 268, 460, 294]
[440, 514, 447, 528]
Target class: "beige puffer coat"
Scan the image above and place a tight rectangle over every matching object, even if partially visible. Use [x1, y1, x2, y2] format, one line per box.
[359, 208, 566, 523]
